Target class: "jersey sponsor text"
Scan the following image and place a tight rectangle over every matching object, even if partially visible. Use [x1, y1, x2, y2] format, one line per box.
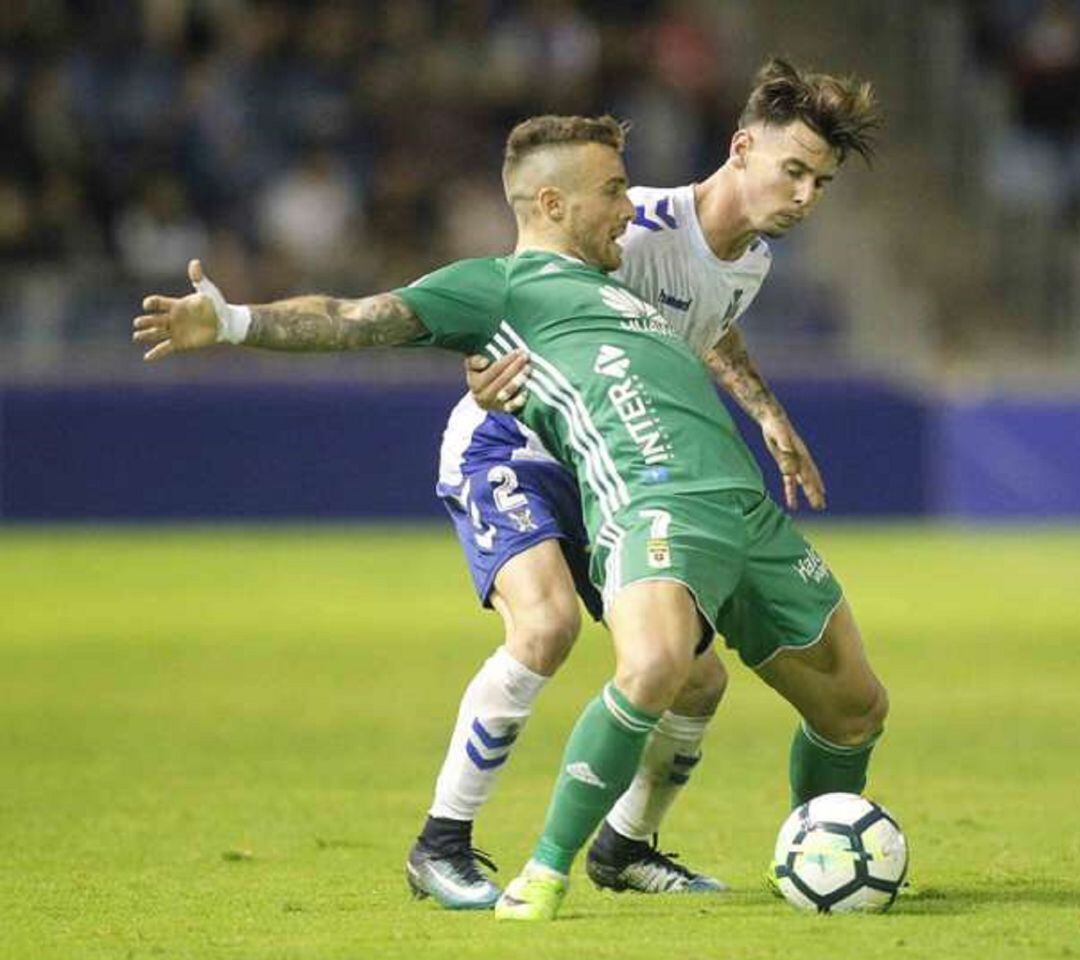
[607, 373, 672, 464]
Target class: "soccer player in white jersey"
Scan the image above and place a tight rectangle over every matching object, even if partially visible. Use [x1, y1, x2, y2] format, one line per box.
[406, 58, 882, 909]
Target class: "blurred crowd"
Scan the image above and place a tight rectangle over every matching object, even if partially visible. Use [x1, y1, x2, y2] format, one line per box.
[7, 0, 1080, 373]
[965, 0, 1080, 220]
[1, 0, 778, 357]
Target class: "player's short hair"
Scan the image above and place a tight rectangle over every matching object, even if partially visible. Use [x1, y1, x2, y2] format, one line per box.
[739, 58, 880, 164]
[503, 115, 628, 182]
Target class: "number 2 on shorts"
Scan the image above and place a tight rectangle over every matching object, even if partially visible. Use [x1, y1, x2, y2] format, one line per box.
[488, 466, 527, 513]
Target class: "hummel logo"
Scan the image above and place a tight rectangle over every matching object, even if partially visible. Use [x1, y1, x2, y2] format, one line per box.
[659, 289, 693, 312]
[565, 762, 607, 788]
[594, 345, 630, 379]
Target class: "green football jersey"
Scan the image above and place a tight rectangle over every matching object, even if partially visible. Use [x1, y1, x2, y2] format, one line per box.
[396, 250, 764, 537]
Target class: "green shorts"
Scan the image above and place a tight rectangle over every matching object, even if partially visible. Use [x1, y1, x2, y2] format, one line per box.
[591, 490, 843, 669]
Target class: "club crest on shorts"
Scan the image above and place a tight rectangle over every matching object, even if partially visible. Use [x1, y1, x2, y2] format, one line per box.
[507, 507, 538, 533]
[647, 537, 671, 569]
[640, 508, 673, 569]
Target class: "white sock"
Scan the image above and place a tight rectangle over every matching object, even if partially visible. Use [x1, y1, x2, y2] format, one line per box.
[605, 711, 711, 842]
[429, 645, 547, 821]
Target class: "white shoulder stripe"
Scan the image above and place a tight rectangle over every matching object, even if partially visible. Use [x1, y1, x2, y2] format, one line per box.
[525, 365, 623, 517]
[495, 326, 626, 517]
[482, 323, 628, 523]
[498, 322, 630, 508]
[489, 352, 617, 522]
[490, 330, 515, 357]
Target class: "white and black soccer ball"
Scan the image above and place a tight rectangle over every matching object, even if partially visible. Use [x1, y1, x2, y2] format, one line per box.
[771, 792, 908, 913]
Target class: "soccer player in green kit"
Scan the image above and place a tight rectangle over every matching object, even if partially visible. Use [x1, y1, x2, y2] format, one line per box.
[134, 110, 886, 922]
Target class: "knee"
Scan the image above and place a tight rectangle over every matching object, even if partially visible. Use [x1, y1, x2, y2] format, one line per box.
[505, 598, 581, 676]
[826, 679, 889, 747]
[672, 653, 728, 717]
[868, 682, 890, 735]
[615, 647, 694, 715]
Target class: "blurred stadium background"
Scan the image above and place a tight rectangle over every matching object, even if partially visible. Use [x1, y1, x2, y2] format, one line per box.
[2, 0, 1079, 520]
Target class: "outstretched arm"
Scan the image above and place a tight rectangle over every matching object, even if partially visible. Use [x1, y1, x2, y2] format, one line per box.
[704, 325, 826, 511]
[132, 260, 427, 361]
[245, 293, 424, 351]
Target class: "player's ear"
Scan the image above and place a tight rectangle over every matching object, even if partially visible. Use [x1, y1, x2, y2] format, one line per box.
[537, 185, 566, 222]
[731, 129, 752, 169]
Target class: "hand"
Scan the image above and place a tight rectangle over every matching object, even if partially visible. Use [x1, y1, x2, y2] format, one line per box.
[132, 259, 220, 361]
[761, 415, 826, 511]
[465, 349, 531, 413]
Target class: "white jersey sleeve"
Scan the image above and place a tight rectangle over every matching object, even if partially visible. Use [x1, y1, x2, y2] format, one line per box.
[614, 184, 772, 357]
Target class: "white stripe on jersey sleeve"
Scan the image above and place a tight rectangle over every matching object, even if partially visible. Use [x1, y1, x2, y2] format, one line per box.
[484, 324, 630, 524]
[498, 322, 630, 513]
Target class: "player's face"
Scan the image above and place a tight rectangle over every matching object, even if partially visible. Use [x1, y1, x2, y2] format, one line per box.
[736, 121, 840, 238]
[561, 144, 635, 271]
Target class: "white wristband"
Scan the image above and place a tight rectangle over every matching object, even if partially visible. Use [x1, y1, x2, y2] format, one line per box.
[192, 272, 252, 344]
[215, 302, 253, 345]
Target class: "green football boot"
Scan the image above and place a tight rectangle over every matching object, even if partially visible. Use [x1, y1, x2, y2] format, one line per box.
[494, 862, 569, 921]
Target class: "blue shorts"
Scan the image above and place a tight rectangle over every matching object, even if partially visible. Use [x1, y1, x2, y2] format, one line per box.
[437, 459, 604, 621]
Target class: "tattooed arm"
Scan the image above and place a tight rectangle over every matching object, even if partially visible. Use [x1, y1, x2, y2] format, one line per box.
[246, 293, 426, 351]
[132, 259, 428, 361]
[703, 324, 784, 425]
[704, 325, 827, 511]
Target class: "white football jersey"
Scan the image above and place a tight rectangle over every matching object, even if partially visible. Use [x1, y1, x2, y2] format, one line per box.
[617, 184, 771, 357]
[437, 182, 772, 487]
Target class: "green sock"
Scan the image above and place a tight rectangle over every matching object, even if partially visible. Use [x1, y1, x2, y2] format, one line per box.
[789, 720, 880, 809]
[533, 683, 659, 874]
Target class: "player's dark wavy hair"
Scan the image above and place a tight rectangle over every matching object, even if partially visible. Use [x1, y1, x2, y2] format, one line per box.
[503, 115, 629, 173]
[740, 58, 881, 164]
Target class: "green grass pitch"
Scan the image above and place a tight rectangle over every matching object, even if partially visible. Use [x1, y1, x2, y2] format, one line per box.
[2, 523, 1078, 959]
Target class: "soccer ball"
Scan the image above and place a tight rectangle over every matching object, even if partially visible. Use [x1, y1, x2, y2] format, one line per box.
[771, 792, 908, 913]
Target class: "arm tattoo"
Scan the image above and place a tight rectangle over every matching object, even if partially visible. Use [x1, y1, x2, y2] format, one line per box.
[245, 293, 426, 351]
[704, 326, 786, 423]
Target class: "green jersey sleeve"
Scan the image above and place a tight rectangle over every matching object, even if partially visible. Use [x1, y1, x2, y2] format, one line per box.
[394, 257, 506, 355]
